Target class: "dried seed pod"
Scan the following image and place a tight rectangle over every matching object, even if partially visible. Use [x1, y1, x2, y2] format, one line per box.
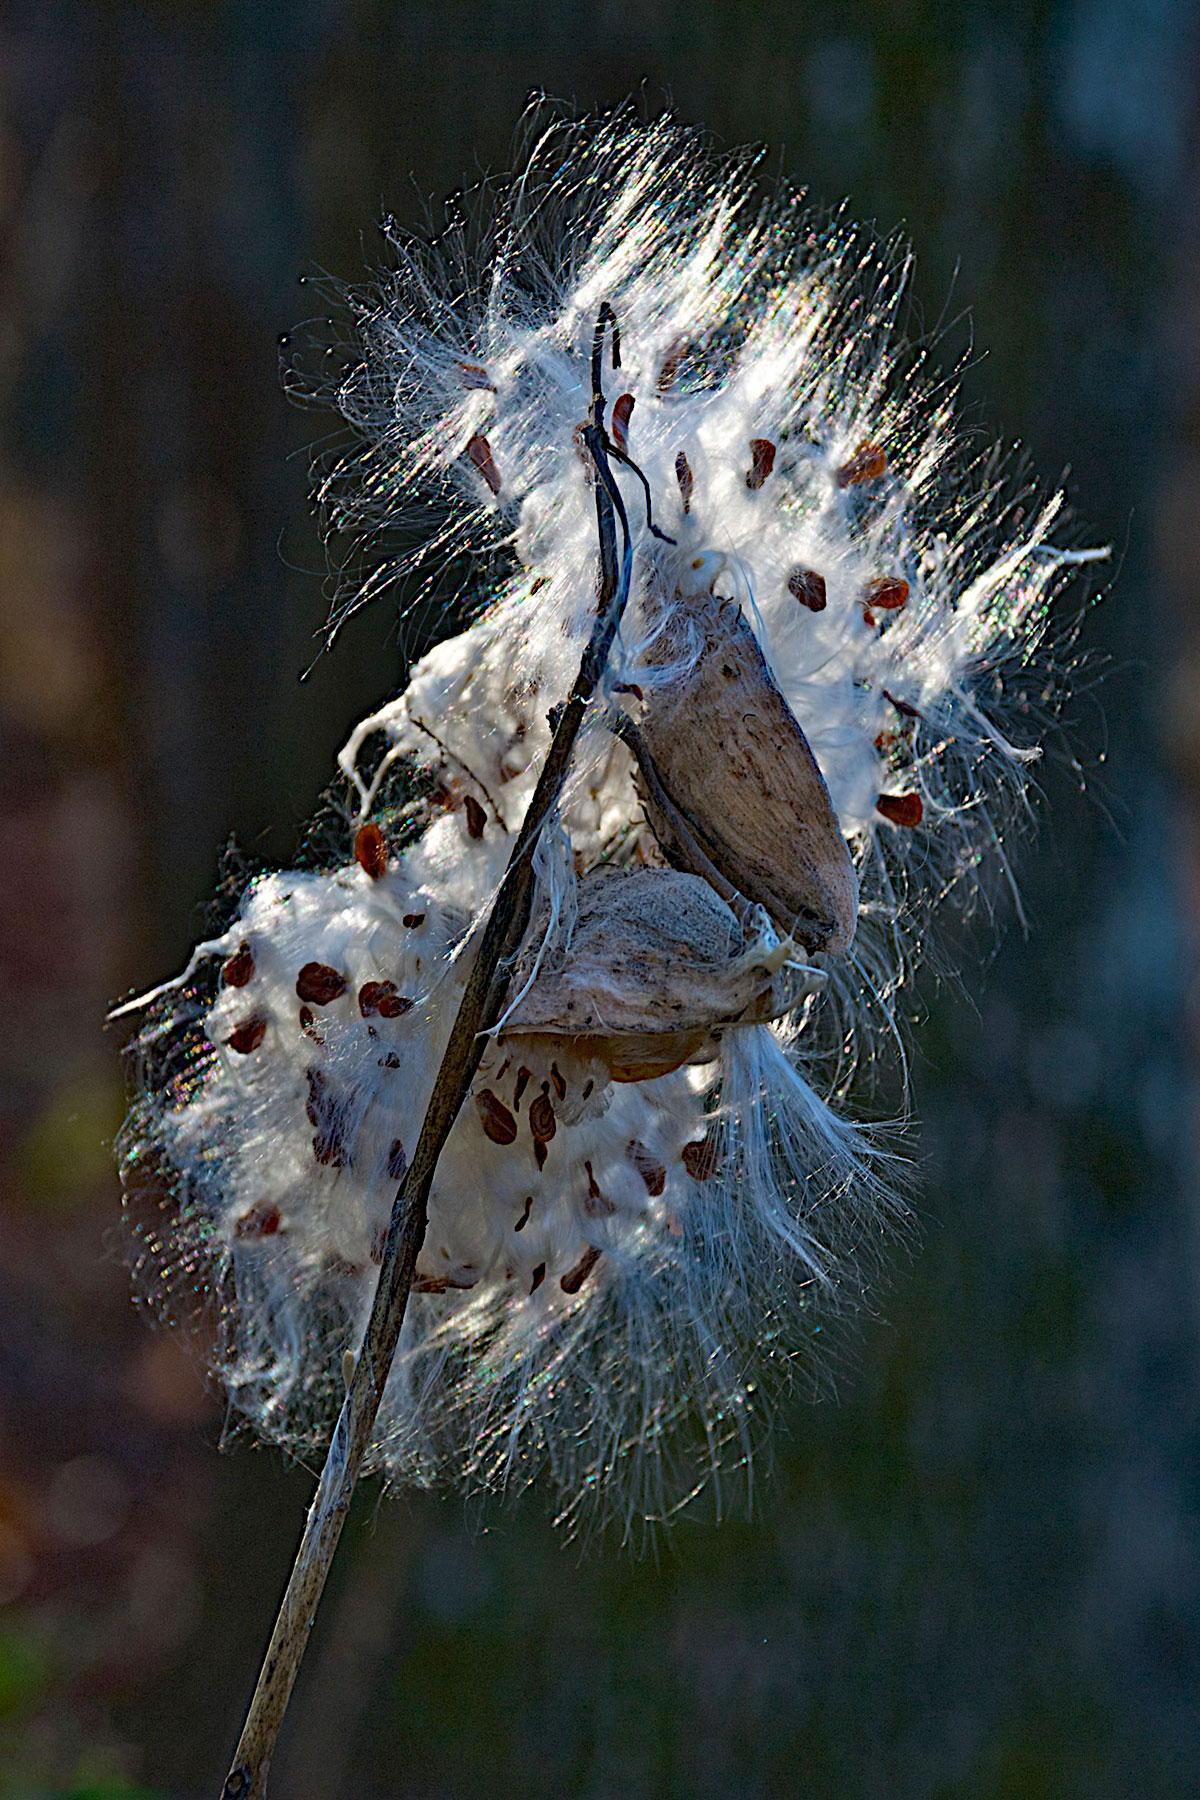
[634, 598, 858, 953]
[502, 866, 799, 1081]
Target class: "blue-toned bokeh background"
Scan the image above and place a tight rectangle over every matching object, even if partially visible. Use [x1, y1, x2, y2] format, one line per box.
[1, 3, 1197, 1795]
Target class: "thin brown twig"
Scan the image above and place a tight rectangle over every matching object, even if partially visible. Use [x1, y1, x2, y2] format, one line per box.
[219, 305, 627, 1800]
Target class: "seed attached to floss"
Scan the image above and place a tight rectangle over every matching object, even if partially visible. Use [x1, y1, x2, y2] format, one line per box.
[627, 1139, 667, 1197]
[227, 1017, 267, 1054]
[837, 440, 888, 487]
[222, 942, 255, 988]
[682, 1135, 720, 1181]
[866, 576, 909, 612]
[611, 392, 635, 452]
[787, 567, 827, 612]
[560, 1244, 603, 1295]
[462, 794, 487, 839]
[746, 436, 776, 490]
[876, 792, 924, 827]
[476, 1088, 518, 1146]
[354, 821, 388, 879]
[465, 432, 502, 494]
[358, 981, 413, 1020]
[235, 1200, 280, 1240]
[675, 450, 694, 512]
[295, 963, 348, 1005]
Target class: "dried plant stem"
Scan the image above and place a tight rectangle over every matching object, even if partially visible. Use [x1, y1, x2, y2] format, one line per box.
[220, 323, 626, 1800]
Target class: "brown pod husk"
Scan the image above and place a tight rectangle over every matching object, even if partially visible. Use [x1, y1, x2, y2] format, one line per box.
[502, 865, 806, 1082]
[633, 596, 858, 953]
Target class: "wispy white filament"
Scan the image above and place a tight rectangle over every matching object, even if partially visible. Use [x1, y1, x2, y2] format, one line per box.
[118, 108, 1101, 1538]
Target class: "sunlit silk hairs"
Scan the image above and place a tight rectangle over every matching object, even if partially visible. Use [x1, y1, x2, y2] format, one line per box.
[117, 107, 1103, 1539]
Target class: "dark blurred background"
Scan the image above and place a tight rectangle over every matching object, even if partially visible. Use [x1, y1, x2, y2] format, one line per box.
[2, 2, 1199, 1795]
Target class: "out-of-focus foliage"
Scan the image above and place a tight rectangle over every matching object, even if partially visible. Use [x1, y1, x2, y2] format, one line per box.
[0, 2, 1196, 1796]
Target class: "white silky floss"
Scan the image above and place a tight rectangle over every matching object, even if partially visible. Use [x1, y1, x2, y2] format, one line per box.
[119, 112, 1102, 1536]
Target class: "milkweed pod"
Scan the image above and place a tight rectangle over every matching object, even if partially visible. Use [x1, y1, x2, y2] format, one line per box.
[502, 866, 805, 1081]
[633, 598, 858, 954]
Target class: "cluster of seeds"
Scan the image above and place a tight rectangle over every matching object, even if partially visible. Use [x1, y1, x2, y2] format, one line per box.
[118, 111, 1098, 1534]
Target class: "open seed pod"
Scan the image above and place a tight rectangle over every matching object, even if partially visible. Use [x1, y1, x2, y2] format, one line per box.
[631, 595, 858, 954]
[501, 864, 810, 1082]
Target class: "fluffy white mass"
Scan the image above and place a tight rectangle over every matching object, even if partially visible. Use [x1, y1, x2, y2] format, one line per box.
[118, 109, 1101, 1536]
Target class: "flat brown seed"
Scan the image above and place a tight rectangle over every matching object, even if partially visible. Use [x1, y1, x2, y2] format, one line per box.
[657, 341, 682, 392]
[611, 392, 635, 453]
[866, 576, 909, 612]
[466, 432, 502, 494]
[560, 1244, 603, 1295]
[883, 688, 922, 720]
[675, 451, 693, 513]
[227, 1017, 267, 1054]
[584, 1160, 615, 1216]
[746, 437, 776, 490]
[628, 1139, 667, 1197]
[377, 993, 413, 1019]
[358, 979, 396, 1017]
[296, 962, 347, 1005]
[515, 1195, 533, 1232]
[787, 568, 827, 612]
[235, 1200, 280, 1240]
[534, 1139, 548, 1172]
[529, 1262, 546, 1293]
[682, 1135, 720, 1182]
[402, 912, 426, 929]
[476, 1088, 518, 1145]
[387, 1138, 408, 1181]
[550, 1062, 566, 1101]
[222, 942, 255, 988]
[837, 441, 888, 487]
[513, 1066, 532, 1110]
[876, 792, 924, 828]
[354, 821, 388, 879]
[463, 794, 487, 839]
[528, 1090, 557, 1143]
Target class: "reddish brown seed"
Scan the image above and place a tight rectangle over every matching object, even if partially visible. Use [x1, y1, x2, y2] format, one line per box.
[515, 1195, 533, 1232]
[466, 432, 501, 494]
[529, 1262, 547, 1293]
[787, 568, 827, 612]
[657, 340, 683, 392]
[584, 1160, 616, 1216]
[387, 1138, 408, 1182]
[883, 688, 922, 720]
[675, 451, 694, 513]
[837, 441, 888, 487]
[299, 1006, 313, 1028]
[358, 980, 413, 1020]
[682, 1134, 720, 1182]
[402, 912, 426, 929]
[876, 792, 924, 828]
[865, 576, 909, 612]
[476, 1088, 518, 1145]
[611, 392, 635, 453]
[560, 1244, 602, 1295]
[534, 1140, 548, 1172]
[379, 1051, 401, 1069]
[235, 1200, 280, 1240]
[550, 1062, 566, 1102]
[463, 794, 487, 839]
[627, 1139, 667, 1197]
[354, 821, 388, 879]
[513, 1065, 532, 1111]
[746, 437, 776, 490]
[222, 942, 255, 988]
[529, 575, 549, 593]
[296, 962, 347, 1005]
[528, 1090, 557, 1144]
[458, 361, 496, 391]
[227, 1017, 267, 1055]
